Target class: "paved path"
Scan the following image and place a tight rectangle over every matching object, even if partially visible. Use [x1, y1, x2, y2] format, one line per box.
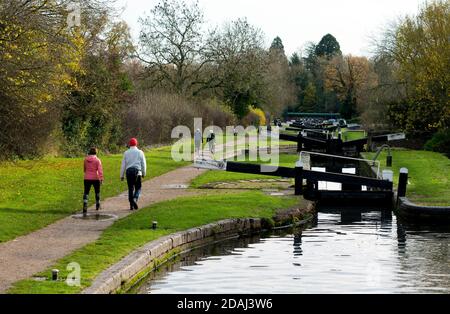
[0, 140, 242, 293]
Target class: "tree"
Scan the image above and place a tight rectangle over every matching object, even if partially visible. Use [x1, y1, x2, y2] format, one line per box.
[375, 0, 450, 132]
[200, 18, 268, 118]
[138, 0, 207, 95]
[315, 33, 341, 59]
[270, 36, 285, 53]
[263, 37, 296, 116]
[325, 55, 378, 119]
[290, 52, 301, 66]
[301, 82, 317, 113]
[0, 0, 83, 158]
[62, 19, 134, 155]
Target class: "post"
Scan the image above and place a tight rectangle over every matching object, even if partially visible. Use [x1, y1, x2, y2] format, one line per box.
[296, 133, 302, 152]
[295, 161, 303, 196]
[367, 130, 373, 152]
[386, 155, 393, 167]
[397, 168, 408, 202]
[52, 269, 59, 281]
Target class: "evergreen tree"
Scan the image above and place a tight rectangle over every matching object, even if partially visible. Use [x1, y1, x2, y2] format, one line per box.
[290, 52, 301, 66]
[315, 34, 341, 59]
[270, 36, 285, 53]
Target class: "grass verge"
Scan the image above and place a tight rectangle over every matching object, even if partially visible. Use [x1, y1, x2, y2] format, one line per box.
[0, 146, 188, 243]
[8, 191, 298, 294]
[362, 149, 450, 206]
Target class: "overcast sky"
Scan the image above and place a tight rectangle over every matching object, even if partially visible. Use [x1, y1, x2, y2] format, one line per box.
[115, 0, 425, 57]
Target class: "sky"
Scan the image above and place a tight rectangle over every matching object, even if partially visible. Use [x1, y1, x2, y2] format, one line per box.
[115, 0, 425, 57]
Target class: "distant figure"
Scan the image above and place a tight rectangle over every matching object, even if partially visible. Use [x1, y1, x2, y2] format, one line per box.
[120, 138, 147, 211]
[194, 128, 203, 158]
[83, 147, 104, 216]
[233, 127, 238, 137]
[206, 130, 215, 155]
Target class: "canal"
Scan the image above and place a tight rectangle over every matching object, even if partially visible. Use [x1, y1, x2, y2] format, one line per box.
[135, 209, 450, 294]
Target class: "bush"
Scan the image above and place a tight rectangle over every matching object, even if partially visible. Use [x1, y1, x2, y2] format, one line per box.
[122, 91, 236, 146]
[241, 106, 266, 127]
[424, 129, 450, 156]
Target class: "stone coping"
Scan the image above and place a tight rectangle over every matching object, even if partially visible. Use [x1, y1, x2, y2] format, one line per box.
[82, 218, 263, 294]
[397, 197, 450, 221]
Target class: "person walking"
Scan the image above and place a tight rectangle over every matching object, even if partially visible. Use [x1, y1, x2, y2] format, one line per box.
[194, 128, 203, 158]
[206, 129, 215, 155]
[120, 138, 147, 211]
[83, 147, 104, 216]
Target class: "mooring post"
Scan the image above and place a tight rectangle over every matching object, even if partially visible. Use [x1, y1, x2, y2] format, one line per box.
[295, 161, 303, 196]
[386, 155, 393, 167]
[296, 133, 302, 152]
[52, 269, 59, 281]
[397, 168, 408, 203]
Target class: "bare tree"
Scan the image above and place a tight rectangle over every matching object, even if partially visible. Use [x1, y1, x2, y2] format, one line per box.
[138, 0, 208, 95]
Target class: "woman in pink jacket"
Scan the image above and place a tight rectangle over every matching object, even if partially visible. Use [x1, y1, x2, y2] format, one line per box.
[83, 147, 104, 215]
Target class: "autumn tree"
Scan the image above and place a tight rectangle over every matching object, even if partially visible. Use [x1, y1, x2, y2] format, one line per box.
[0, 0, 82, 158]
[62, 18, 135, 155]
[325, 55, 378, 119]
[375, 0, 450, 132]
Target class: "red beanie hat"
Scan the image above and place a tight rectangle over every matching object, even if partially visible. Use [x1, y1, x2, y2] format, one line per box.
[129, 138, 138, 147]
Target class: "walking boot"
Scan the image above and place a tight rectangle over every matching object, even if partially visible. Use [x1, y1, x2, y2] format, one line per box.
[96, 202, 101, 211]
[83, 203, 88, 217]
[133, 198, 139, 210]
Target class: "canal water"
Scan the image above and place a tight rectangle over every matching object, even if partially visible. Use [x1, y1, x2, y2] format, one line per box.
[136, 210, 450, 294]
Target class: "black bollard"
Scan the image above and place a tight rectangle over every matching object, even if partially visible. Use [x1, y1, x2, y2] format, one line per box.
[294, 161, 303, 196]
[52, 269, 59, 281]
[397, 168, 408, 203]
[386, 155, 393, 167]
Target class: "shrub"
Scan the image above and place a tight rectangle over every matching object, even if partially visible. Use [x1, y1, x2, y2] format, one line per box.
[122, 91, 235, 146]
[424, 129, 450, 156]
[242, 106, 266, 127]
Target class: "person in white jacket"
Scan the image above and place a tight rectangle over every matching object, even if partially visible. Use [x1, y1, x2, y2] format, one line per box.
[120, 138, 147, 210]
[194, 128, 203, 157]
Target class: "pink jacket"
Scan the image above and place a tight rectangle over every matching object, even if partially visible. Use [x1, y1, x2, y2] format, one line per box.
[84, 155, 104, 181]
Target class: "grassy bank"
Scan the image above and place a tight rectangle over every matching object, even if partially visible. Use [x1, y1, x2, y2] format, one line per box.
[362, 149, 450, 206]
[191, 154, 299, 188]
[8, 191, 299, 294]
[342, 129, 366, 141]
[0, 146, 189, 243]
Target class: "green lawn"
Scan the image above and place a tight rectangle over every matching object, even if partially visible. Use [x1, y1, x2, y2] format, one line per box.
[341, 129, 366, 142]
[362, 149, 450, 206]
[8, 191, 299, 294]
[191, 154, 299, 188]
[0, 146, 189, 243]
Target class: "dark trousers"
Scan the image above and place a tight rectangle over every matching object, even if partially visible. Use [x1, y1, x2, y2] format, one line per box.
[126, 168, 142, 205]
[83, 180, 101, 206]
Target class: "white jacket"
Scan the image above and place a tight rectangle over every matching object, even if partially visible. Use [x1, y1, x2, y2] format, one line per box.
[120, 147, 147, 178]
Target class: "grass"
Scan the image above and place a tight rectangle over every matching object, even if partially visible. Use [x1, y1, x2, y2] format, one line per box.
[362, 149, 450, 206]
[0, 146, 189, 243]
[8, 191, 299, 294]
[341, 129, 367, 142]
[191, 154, 300, 188]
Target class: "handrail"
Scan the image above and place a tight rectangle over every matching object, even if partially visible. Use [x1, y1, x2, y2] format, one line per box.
[372, 144, 391, 162]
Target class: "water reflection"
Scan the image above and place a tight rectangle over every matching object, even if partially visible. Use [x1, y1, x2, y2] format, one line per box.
[136, 209, 450, 294]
